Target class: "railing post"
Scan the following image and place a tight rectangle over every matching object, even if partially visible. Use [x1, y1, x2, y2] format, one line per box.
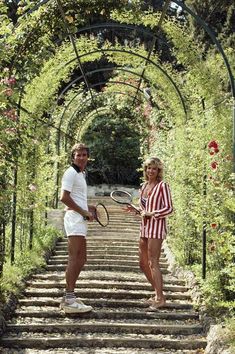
[11, 166, 18, 264]
[202, 98, 207, 279]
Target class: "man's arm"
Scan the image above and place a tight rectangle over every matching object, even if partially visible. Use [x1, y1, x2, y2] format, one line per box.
[60, 190, 93, 220]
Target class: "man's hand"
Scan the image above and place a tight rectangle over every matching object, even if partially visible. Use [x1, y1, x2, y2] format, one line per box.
[83, 210, 94, 221]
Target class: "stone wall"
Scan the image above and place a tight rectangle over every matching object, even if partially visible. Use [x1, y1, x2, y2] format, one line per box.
[87, 184, 139, 198]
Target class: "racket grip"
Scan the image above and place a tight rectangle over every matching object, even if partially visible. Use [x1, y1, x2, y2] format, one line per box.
[84, 210, 96, 220]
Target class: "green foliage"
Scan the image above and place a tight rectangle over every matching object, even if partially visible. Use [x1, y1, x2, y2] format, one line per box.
[0, 225, 60, 302]
[81, 105, 142, 185]
[183, 0, 235, 49]
[151, 42, 234, 312]
[227, 318, 235, 347]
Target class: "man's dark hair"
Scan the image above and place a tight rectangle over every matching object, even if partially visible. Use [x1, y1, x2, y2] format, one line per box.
[71, 143, 90, 159]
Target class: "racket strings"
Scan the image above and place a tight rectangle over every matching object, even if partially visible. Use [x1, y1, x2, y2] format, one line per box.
[96, 204, 109, 227]
[111, 191, 132, 204]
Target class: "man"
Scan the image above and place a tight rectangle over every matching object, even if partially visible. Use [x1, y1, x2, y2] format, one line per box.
[60, 142, 94, 314]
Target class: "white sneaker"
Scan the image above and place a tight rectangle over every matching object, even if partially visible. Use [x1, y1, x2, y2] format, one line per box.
[60, 297, 88, 308]
[61, 299, 92, 314]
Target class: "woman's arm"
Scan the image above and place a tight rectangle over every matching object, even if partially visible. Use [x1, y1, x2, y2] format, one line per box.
[153, 182, 173, 218]
[141, 182, 173, 218]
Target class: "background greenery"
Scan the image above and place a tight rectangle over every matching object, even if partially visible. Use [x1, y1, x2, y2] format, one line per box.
[0, 0, 234, 324]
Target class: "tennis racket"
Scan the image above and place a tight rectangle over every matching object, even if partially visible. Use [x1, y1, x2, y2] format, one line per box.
[88, 203, 109, 227]
[110, 190, 140, 214]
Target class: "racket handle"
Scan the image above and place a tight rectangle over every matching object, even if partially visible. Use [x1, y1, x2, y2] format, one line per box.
[84, 210, 97, 220]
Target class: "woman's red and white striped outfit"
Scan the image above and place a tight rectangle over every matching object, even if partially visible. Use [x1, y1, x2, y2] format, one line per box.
[139, 181, 173, 239]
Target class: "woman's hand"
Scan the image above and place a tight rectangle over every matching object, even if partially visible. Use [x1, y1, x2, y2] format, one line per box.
[140, 210, 153, 218]
[123, 205, 139, 214]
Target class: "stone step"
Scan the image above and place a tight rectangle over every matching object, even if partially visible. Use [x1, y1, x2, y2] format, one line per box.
[25, 280, 188, 293]
[54, 253, 167, 261]
[32, 271, 186, 286]
[96, 214, 138, 218]
[94, 226, 138, 230]
[45, 264, 170, 273]
[87, 228, 140, 233]
[22, 288, 191, 301]
[55, 245, 144, 251]
[1, 197, 206, 353]
[18, 297, 194, 310]
[92, 223, 139, 228]
[47, 259, 169, 268]
[0, 335, 207, 350]
[5, 322, 203, 335]
[16, 308, 198, 326]
[0, 348, 206, 354]
[56, 243, 141, 248]
[88, 217, 141, 223]
[7, 316, 199, 334]
[55, 243, 140, 249]
[55, 249, 145, 255]
[57, 238, 140, 243]
[88, 224, 139, 228]
[50, 253, 167, 260]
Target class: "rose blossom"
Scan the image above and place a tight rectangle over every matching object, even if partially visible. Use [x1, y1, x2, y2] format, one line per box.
[208, 140, 219, 155]
[28, 184, 37, 192]
[5, 127, 17, 134]
[4, 88, 13, 96]
[208, 240, 216, 253]
[208, 140, 218, 149]
[8, 77, 16, 85]
[210, 161, 218, 170]
[210, 223, 217, 229]
[3, 109, 18, 121]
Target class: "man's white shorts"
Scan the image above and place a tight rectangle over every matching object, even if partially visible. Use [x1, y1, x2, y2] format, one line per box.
[64, 210, 87, 237]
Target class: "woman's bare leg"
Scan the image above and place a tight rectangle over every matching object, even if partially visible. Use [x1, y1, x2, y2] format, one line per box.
[139, 237, 154, 289]
[147, 238, 166, 307]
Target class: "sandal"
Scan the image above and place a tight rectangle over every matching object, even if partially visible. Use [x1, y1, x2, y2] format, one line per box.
[151, 296, 166, 309]
[144, 296, 155, 305]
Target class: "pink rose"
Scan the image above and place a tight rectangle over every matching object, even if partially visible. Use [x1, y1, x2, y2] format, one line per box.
[4, 88, 13, 96]
[8, 77, 16, 85]
[3, 109, 18, 121]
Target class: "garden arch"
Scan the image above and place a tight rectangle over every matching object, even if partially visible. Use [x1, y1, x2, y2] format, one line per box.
[1, 0, 234, 281]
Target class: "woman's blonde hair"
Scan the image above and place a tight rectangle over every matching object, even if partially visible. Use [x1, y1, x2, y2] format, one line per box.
[143, 157, 163, 182]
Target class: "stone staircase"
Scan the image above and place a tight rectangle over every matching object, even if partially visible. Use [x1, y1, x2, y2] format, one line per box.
[0, 197, 207, 353]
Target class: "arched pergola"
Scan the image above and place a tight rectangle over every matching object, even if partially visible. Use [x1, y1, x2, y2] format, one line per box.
[1, 0, 234, 279]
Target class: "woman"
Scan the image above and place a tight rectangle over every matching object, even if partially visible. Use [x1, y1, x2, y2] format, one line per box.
[137, 157, 173, 308]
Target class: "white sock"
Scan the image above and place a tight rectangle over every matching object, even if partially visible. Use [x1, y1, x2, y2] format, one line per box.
[65, 291, 76, 304]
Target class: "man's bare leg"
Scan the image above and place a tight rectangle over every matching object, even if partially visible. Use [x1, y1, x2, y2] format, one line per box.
[66, 236, 86, 293]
